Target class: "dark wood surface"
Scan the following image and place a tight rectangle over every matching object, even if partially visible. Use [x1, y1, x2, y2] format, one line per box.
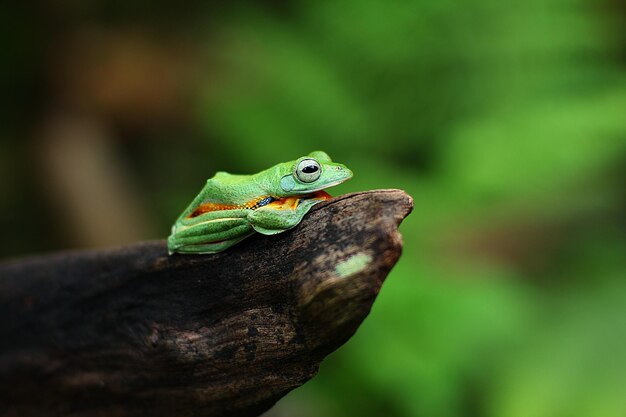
[0, 189, 413, 417]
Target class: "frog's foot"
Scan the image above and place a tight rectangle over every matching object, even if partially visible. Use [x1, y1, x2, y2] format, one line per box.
[249, 192, 330, 235]
[267, 191, 332, 211]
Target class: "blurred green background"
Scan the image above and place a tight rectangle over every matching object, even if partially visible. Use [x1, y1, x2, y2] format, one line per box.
[1, 1, 625, 416]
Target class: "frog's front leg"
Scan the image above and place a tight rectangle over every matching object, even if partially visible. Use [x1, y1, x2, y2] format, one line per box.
[248, 198, 322, 235]
[168, 209, 254, 254]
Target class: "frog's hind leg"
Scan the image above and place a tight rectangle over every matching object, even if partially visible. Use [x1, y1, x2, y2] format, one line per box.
[168, 216, 254, 254]
[170, 231, 254, 254]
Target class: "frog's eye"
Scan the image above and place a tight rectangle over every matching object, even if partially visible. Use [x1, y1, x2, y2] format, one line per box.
[296, 159, 321, 183]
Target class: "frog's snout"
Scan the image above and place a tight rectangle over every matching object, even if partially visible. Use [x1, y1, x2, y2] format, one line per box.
[334, 165, 353, 179]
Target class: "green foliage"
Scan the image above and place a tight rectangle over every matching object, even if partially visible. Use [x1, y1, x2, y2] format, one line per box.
[197, 0, 626, 416]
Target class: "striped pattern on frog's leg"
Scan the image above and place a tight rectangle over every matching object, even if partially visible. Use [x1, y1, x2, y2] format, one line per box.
[168, 209, 254, 254]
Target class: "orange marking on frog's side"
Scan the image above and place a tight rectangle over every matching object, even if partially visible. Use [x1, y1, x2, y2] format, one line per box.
[189, 191, 332, 217]
[189, 203, 237, 218]
[268, 197, 300, 210]
[188, 196, 271, 218]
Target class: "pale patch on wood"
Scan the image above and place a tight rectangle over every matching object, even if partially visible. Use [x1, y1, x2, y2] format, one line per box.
[335, 252, 373, 278]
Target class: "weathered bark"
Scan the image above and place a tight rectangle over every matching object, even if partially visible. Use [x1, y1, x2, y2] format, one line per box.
[0, 189, 413, 417]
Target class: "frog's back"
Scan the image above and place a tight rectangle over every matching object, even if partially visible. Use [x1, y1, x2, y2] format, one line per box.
[201, 171, 265, 205]
[212, 171, 250, 184]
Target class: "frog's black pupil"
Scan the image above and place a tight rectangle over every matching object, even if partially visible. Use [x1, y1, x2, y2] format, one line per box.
[302, 165, 318, 174]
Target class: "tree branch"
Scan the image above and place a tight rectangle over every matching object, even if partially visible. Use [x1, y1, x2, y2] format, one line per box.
[0, 189, 413, 417]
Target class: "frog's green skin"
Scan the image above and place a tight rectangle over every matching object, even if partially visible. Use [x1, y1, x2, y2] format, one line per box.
[167, 151, 352, 254]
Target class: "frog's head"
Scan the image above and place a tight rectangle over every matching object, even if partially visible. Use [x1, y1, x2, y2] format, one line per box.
[278, 151, 353, 195]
